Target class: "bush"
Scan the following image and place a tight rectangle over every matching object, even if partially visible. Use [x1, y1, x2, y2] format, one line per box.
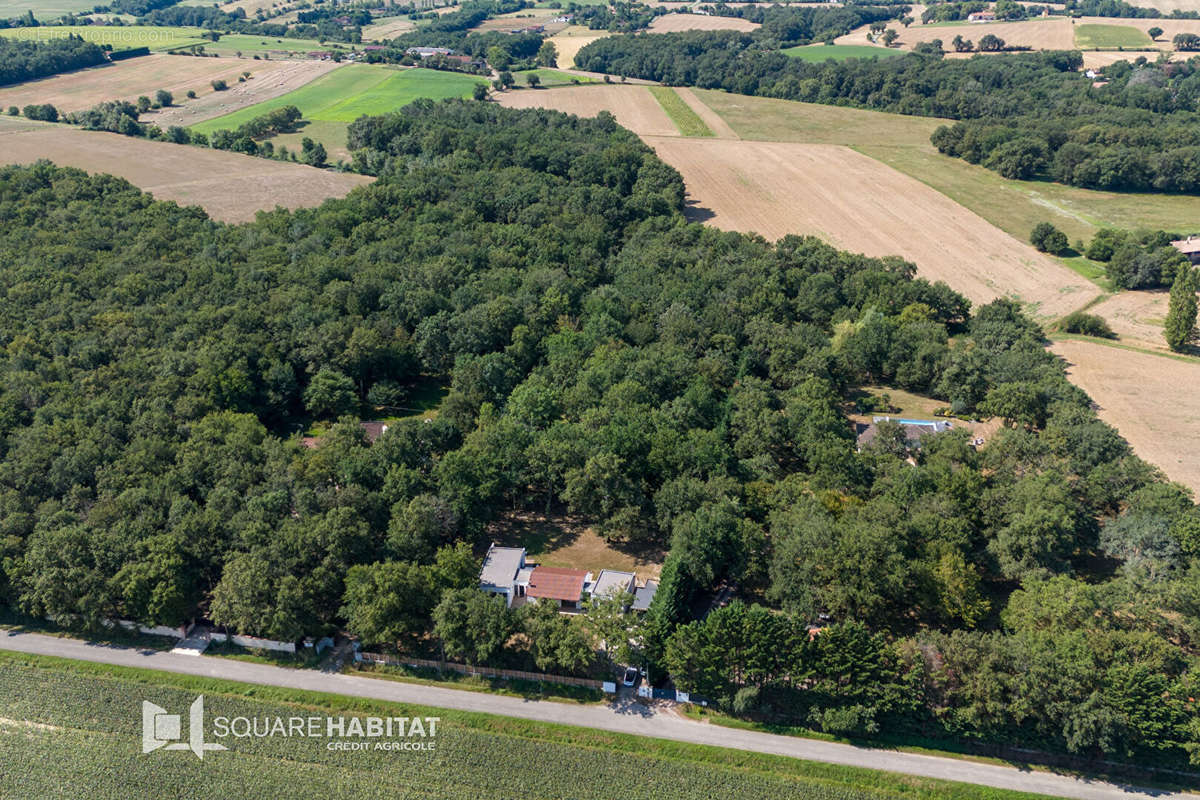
[1030, 222, 1069, 255]
[186, 89, 197, 99]
[155, 89, 173, 107]
[6, 106, 17, 116]
[1061, 311, 1115, 339]
[21, 104, 58, 122]
[211, 79, 228, 91]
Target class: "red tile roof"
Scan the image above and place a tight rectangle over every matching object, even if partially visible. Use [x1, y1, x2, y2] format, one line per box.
[526, 566, 588, 602]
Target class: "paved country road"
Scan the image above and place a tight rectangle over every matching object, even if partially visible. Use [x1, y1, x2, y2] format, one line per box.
[2, 630, 1197, 800]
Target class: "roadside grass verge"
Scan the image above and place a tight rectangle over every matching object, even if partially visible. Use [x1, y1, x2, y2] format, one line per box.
[649, 86, 713, 137]
[351, 661, 606, 704]
[0, 649, 1061, 800]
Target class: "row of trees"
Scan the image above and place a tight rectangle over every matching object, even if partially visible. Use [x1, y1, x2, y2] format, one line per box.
[0, 100, 1196, 765]
[0, 35, 107, 88]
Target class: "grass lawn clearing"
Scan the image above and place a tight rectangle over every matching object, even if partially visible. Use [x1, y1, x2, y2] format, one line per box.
[649, 86, 713, 137]
[196, 32, 339, 57]
[489, 511, 666, 581]
[1074, 23, 1153, 48]
[782, 43, 904, 61]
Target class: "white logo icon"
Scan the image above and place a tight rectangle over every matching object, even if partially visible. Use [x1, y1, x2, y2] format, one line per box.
[142, 696, 227, 759]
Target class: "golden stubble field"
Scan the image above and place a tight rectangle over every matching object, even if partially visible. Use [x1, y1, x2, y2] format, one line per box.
[647, 13, 760, 33]
[1052, 339, 1200, 492]
[0, 117, 371, 222]
[497, 85, 1097, 320]
[0, 54, 328, 116]
[546, 25, 610, 69]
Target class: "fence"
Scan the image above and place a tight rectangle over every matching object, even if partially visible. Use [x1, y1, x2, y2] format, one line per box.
[359, 653, 602, 689]
[209, 631, 296, 654]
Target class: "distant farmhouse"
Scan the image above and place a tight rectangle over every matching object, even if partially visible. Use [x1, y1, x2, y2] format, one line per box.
[406, 46, 456, 58]
[967, 10, 996, 21]
[1172, 236, 1200, 265]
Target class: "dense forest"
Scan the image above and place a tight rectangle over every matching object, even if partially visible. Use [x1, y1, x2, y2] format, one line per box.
[575, 36, 1200, 193]
[0, 36, 107, 87]
[0, 100, 1197, 767]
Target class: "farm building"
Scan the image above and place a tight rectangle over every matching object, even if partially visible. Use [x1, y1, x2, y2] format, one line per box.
[967, 11, 996, 21]
[479, 544, 528, 607]
[855, 417, 952, 451]
[407, 46, 455, 58]
[526, 566, 592, 610]
[1172, 236, 1200, 265]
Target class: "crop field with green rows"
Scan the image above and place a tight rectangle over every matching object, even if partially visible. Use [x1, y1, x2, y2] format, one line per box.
[0, 654, 1051, 800]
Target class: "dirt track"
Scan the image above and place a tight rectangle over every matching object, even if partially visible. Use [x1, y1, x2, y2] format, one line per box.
[0, 55, 316, 115]
[1052, 339, 1200, 492]
[0, 117, 371, 222]
[647, 14, 760, 33]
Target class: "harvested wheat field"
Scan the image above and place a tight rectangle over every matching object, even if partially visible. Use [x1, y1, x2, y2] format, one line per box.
[0, 54, 310, 115]
[0, 117, 371, 222]
[146, 60, 341, 127]
[1077, 15, 1200, 47]
[1126, 0, 1200, 11]
[496, 85, 679, 137]
[642, 136, 1099, 319]
[546, 25, 610, 69]
[1088, 290, 1171, 351]
[363, 15, 417, 40]
[902, 18, 1074, 50]
[1052, 338, 1200, 493]
[647, 13, 760, 33]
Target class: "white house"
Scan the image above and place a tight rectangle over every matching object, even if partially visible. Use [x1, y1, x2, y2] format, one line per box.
[478, 544, 527, 607]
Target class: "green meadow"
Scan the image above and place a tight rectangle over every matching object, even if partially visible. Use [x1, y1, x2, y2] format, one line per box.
[192, 65, 488, 160]
[0, 0, 97, 19]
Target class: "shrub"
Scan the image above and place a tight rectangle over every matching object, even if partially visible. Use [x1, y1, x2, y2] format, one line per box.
[186, 89, 197, 99]
[212, 79, 228, 91]
[1030, 222, 1069, 255]
[155, 89, 173, 107]
[21, 104, 58, 122]
[1061, 311, 1115, 339]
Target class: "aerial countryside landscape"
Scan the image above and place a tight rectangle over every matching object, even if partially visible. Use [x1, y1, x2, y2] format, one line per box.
[1, 0, 1200, 798]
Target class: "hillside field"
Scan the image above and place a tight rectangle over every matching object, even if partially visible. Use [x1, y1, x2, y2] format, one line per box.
[0, 54, 328, 116]
[191, 66, 487, 159]
[0, 25, 206, 51]
[0, 0, 96, 19]
[0, 653, 1055, 800]
[0, 116, 371, 222]
[647, 13, 760, 32]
